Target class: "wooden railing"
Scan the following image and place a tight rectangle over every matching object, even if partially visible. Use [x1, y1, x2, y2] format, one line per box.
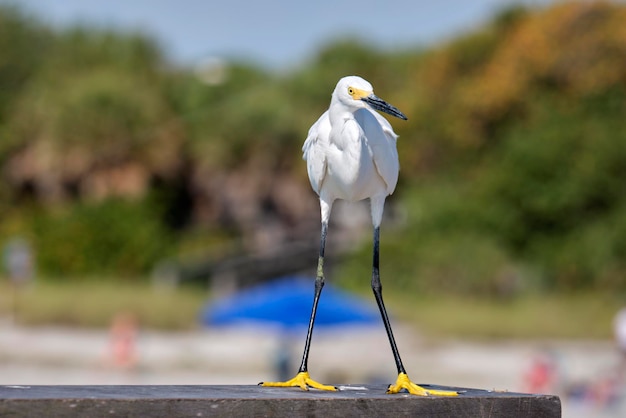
[0, 384, 561, 417]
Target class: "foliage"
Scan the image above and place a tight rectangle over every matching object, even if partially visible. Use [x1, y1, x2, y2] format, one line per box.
[474, 89, 626, 289]
[0, 6, 52, 123]
[0, 3, 625, 294]
[0, 199, 173, 277]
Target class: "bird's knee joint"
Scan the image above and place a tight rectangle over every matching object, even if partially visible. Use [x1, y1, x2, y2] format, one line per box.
[315, 275, 325, 290]
[371, 270, 382, 291]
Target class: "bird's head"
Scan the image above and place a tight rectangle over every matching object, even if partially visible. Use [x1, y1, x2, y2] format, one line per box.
[333, 76, 407, 120]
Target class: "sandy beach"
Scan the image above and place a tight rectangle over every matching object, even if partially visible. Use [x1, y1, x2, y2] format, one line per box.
[0, 321, 624, 417]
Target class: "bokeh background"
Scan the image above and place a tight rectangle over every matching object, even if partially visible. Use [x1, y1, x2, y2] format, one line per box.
[1, 1, 626, 416]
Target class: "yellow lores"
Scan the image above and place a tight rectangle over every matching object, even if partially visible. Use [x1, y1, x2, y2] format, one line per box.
[347, 86, 369, 100]
[261, 76, 457, 397]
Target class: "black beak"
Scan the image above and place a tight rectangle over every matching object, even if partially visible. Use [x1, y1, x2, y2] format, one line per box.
[361, 94, 408, 120]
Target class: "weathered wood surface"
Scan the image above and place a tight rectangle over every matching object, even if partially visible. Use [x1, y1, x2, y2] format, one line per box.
[0, 384, 561, 417]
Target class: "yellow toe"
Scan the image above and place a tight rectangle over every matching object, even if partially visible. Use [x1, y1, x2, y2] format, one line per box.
[387, 373, 458, 397]
[260, 371, 337, 392]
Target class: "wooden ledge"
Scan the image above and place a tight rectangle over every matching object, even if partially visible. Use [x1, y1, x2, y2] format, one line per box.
[0, 384, 561, 417]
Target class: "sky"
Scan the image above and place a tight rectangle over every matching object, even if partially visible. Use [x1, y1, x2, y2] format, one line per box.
[6, 0, 558, 70]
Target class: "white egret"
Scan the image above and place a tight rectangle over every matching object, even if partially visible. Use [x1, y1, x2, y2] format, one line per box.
[261, 76, 457, 396]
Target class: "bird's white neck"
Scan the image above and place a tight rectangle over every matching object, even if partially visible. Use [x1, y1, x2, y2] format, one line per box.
[328, 101, 356, 132]
[328, 107, 356, 151]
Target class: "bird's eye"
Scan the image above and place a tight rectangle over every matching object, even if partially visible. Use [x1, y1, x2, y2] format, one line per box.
[348, 87, 354, 95]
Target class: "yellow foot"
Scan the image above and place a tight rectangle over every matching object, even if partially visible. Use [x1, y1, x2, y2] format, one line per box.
[260, 371, 337, 391]
[387, 373, 458, 396]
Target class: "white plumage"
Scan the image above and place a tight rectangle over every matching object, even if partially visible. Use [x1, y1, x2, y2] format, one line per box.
[302, 75, 404, 227]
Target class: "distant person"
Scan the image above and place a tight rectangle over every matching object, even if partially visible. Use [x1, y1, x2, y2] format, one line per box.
[613, 307, 626, 378]
[108, 312, 139, 370]
[3, 237, 34, 286]
[524, 352, 557, 394]
[273, 337, 291, 381]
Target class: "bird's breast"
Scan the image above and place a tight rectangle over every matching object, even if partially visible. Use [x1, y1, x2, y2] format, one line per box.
[324, 133, 386, 202]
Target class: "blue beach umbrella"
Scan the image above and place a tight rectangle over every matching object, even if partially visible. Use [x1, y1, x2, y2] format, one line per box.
[201, 276, 379, 332]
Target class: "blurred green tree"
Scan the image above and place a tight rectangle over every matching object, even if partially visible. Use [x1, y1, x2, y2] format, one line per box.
[1, 2, 625, 291]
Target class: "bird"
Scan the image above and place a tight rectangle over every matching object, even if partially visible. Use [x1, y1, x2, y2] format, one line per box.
[260, 76, 457, 396]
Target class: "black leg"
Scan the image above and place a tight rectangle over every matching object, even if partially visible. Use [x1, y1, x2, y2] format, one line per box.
[260, 219, 336, 391]
[297, 221, 328, 373]
[371, 226, 406, 375]
[373, 226, 458, 396]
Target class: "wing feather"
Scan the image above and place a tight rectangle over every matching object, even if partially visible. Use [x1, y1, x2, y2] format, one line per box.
[302, 110, 331, 195]
[355, 109, 400, 195]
